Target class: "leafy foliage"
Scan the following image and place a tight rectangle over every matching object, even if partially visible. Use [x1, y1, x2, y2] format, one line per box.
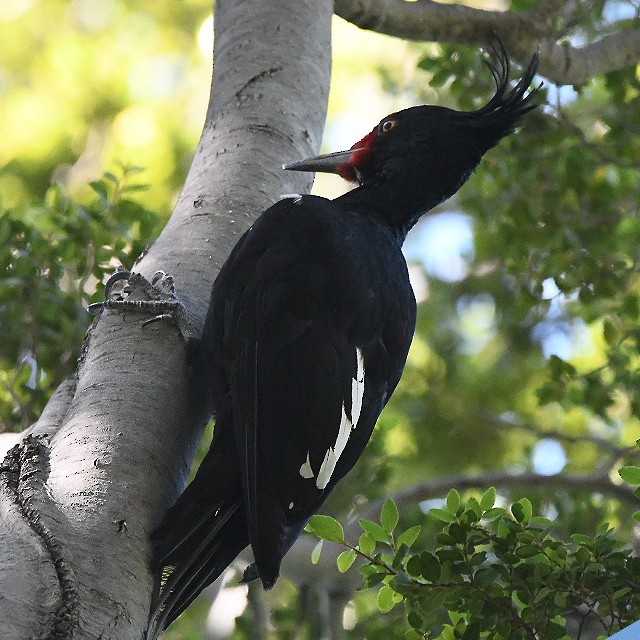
[308, 492, 640, 640]
[0, 166, 159, 429]
[0, 0, 213, 215]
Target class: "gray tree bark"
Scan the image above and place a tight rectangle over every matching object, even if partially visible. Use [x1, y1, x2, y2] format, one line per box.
[334, 0, 640, 85]
[0, 1, 332, 638]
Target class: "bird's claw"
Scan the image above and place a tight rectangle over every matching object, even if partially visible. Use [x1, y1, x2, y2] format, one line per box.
[87, 269, 194, 343]
[87, 267, 131, 315]
[240, 563, 260, 584]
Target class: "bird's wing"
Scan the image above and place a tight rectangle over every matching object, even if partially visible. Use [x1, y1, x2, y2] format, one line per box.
[215, 197, 416, 587]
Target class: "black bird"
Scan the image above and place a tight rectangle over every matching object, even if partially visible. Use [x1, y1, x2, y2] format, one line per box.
[147, 46, 539, 636]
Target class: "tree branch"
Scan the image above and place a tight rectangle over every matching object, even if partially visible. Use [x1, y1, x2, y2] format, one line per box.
[333, 0, 640, 85]
[356, 469, 640, 526]
[479, 410, 639, 461]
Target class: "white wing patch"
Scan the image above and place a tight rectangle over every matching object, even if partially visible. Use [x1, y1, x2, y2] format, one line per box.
[351, 348, 365, 427]
[316, 405, 351, 489]
[299, 451, 315, 479]
[279, 193, 303, 204]
[312, 347, 366, 490]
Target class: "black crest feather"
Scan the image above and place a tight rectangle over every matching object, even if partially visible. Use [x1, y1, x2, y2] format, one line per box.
[473, 39, 541, 125]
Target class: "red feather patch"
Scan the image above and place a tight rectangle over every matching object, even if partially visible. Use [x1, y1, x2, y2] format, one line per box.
[337, 129, 376, 182]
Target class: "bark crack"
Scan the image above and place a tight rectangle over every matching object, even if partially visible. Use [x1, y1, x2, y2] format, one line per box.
[235, 65, 283, 101]
[0, 436, 80, 639]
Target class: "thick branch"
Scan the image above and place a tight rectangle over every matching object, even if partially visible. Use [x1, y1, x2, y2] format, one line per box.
[334, 0, 640, 85]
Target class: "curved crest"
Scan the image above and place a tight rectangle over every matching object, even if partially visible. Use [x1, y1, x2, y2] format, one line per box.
[473, 39, 541, 122]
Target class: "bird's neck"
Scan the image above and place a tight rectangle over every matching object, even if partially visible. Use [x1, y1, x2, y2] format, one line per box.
[334, 180, 458, 244]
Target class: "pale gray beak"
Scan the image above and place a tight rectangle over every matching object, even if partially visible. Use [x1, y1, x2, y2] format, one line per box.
[283, 148, 363, 174]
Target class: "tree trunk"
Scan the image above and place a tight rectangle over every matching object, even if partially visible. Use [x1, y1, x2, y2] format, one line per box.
[0, 1, 332, 638]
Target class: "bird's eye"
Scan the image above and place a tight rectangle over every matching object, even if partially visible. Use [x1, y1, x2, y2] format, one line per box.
[378, 119, 397, 135]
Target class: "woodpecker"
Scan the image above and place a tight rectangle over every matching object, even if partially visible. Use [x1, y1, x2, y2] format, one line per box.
[147, 45, 539, 635]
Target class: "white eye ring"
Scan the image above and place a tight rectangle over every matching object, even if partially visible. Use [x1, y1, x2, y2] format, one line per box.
[378, 119, 397, 135]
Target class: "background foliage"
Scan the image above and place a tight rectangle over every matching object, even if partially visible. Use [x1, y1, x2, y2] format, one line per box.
[1, 1, 639, 639]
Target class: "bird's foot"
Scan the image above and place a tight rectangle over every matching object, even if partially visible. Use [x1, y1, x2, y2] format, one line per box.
[88, 269, 194, 343]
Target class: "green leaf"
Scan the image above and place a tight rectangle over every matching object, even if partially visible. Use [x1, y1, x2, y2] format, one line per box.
[337, 549, 357, 573]
[619, 465, 640, 484]
[358, 533, 376, 556]
[512, 498, 532, 523]
[392, 544, 409, 570]
[430, 508, 456, 523]
[121, 183, 150, 193]
[465, 497, 482, 520]
[419, 551, 441, 581]
[361, 569, 386, 589]
[396, 525, 422, 549]
[612, 587, 631, 600]
[436, 532, 456, 545]
[417, 56, 440, 72]
[480, 487, 496, 511]
[381, 498, 399, 534]
[533, 586, 551, 603]
[307, 515, 344, 542]
[360, 518, 391, 543]
[103, 171, 119, 183]
[311, 539, 323, 565]
[511, 502, 524, 522]
[406, 555, 422, 578]
[377, 585, 400, 613]
[553, 592, 567, 608]
[519, 497, 533, 522]
[45, 183, 69, 211]
[603, 315, 622, 345]
[430, 68, 452, 88]
[482, 507, 506, 520]
[446, 488, 460, 514]
[90, 180, 109, 200]
[517, 544, 540, 558]
[548, 354, 576, 377]
[473, 567, 498, 586]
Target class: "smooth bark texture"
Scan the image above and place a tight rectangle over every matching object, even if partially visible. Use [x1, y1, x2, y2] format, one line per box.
[0, 1, 332, 638]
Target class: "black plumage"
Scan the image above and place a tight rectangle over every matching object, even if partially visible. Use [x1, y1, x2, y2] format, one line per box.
[147, 45, 539, 636]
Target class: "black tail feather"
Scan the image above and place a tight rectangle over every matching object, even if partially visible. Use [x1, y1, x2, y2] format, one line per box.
[147, 494, 249, 639]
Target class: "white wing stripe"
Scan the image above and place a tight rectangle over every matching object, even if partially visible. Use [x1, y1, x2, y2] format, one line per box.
[315, 348, 366, 490]
[351, 347, 365, 427]
[316, 448, 337, 490]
